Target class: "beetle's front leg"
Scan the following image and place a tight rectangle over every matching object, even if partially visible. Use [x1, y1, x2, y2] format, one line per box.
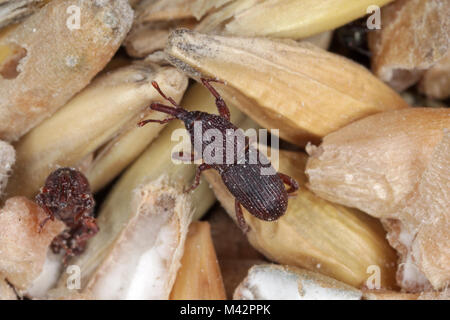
[138, 117, 176, 127]
[37, 208, 55, 233]
[201, 78, 231, 121]
[37, 215, 53, 233]
[80, 216, 99, 236]
[35, 193, 55, 233]
[235, 200, 250, 233]
[184, 163, 212, 193]
[278, 172, 299, 196]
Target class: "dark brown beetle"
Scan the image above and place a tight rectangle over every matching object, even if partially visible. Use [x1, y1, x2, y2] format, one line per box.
[36, 168, 98, 262]
[335, 19, 372, 59]
[138, 79, 298, 232]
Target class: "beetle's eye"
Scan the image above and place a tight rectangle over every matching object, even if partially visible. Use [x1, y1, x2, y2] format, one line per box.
[184, 119, 193, 129]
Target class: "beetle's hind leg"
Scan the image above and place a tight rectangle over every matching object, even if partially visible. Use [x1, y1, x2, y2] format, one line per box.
[201, 78, 231, 121]
[235, 200, 250, 233]
[278, 172, 299, 197]
[51, 233, 74, 266]
[184, 163, 212, 193]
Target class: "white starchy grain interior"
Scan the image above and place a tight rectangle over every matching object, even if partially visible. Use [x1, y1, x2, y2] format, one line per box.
[26, 252, 64, 298]
[86, 177, 193, 300]
[234, 265, 362, 300]
[0, 140, 15, 195]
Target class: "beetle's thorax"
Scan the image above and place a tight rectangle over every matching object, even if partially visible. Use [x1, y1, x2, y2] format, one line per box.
[180, 110, 203, 129]
[183, 111, 246, 172]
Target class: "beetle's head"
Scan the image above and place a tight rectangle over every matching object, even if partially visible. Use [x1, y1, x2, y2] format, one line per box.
[180, 111, 201, 131]
[36, 168, 94, 225]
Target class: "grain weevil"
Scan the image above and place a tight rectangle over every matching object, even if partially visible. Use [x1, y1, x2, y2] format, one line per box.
[36, 168, 98, 263]
[138, 79, 298, 232]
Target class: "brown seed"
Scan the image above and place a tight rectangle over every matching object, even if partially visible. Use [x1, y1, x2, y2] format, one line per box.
[368, 0, 450, 91]
[170, 222, 226, 300]
[0, 0, 134, 141]
[165, 29, 409, 146]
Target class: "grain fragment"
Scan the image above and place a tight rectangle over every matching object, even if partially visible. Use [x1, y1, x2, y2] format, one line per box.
[204, 150, 397, 288]
[0, 197, 65, 291]
[419, 52, 450, 99]
[0, 0, 134, 141]
[369, 0, 450, 91]
[6, 62, 187, 198]
[166, 29, 408, 146]
[306, 108, 450, 291]
[196, 0, 394, 39]
[234, 264, 362, 300]
[170, 222, 226, 300]
[0, 0, 42, 29]
[0, 140, 14, 195]
[0, 277, 17, 300]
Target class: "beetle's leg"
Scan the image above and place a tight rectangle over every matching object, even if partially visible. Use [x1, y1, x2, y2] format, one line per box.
[74, 209, 99, 235]
[38, 216, 52, 233]
[138, 102, 182, 127]
[235, 200, 250, 233]
[52, 235, 74, 266]
[37, 207, 55, 233]
[201, 78, 230, 121]
[149, 102, 182, 115]
[84, 216, 99, 233]
[151, 81, 181, 107]
[184, 163, 212, 193]
[36, 193, 53, 233]
[138, 117, 176, 127]
[172, 151, 200, 162]
[61, 244, 75, 266]
[71, 218, 99, 255]
[278, 172, 299, 196]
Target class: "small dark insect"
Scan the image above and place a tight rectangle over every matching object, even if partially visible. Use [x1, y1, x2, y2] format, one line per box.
[335, 19, 372, 58]
[36, 168, 98, 262]
[138, 79, 299, 232]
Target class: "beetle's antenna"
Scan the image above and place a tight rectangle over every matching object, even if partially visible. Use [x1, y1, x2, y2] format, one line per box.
[152, 81, 181, 108]
[137, 102, 186, 127]
[149, 102, 182, 116]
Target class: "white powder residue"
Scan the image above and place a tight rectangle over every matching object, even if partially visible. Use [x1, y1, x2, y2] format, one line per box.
[65, 55, 79, 68]
[237, 266, 362, 300]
